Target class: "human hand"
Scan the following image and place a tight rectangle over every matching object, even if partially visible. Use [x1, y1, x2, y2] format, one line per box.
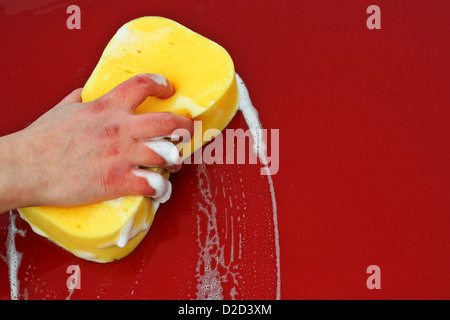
[0, 73, 194, 212]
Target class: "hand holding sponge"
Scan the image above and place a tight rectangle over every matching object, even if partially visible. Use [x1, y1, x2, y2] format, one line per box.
[18, 16, 239, 262]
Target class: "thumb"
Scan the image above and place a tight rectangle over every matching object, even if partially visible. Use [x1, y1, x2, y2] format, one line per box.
[98, 73, 174, 113]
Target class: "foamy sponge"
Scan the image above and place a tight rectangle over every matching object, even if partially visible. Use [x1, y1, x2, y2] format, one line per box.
[18, 16, 239, 262]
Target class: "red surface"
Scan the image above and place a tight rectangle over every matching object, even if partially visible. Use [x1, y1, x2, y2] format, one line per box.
[1, 0, 450, 299]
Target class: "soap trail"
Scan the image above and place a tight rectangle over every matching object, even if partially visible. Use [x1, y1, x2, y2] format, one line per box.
[0, 211, 26, 300]
[66, 286, 75, 300]
[235, 73, 281, 300]
[195, 164, 239, 300]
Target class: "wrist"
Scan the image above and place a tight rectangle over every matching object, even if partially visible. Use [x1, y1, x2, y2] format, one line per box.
[0, 130, 37, 212]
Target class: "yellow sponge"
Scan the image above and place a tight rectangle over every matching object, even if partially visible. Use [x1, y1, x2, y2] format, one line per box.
[18, 17, 239, 262]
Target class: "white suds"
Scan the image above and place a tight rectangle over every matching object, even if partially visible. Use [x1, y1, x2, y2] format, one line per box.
[143, 138, 181, 166]
[235, 74, 269, 169]
[0, 211, 26, 300]
[237, 73, 281, 299]
[117, 217, 135, 248]
[105, 197, 125, 207]
[73, 250, 97, 261]
[114, 25, 132, 43]
[133, 169, 172, 203]
[66, 286, 75, 300]
[145, 73, 168, 87]
[195, 164, 239, 300]
[112, 25, 137, 48]
[194, 74, 281, 300]
[151, 199, 160, 213]
[117, 214, 150, 248]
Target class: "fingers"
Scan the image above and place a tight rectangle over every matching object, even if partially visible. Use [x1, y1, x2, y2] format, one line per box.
[85, 75, 189, 204]
[98, 73, 174, 112]
[56, 88, 83, 106]
[123, 168, 172, 203]
[126, 112, 194, 140]
[128, 138, 182, 172]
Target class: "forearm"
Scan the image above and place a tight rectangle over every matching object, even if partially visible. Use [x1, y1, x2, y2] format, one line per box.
[0, 131, 34, 212]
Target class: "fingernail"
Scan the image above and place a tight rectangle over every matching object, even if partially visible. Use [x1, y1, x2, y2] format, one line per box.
[133, 170, 172, 203]
[141, 73, 168, 87]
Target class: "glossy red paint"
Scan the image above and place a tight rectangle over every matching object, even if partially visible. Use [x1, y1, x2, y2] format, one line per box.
[1, 0, 449, 299]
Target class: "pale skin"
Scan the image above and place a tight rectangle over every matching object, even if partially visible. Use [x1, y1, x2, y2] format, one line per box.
[0, 73, 194, 213]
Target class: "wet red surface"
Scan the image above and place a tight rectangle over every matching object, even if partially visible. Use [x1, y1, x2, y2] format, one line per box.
[1, 0, 450, 299]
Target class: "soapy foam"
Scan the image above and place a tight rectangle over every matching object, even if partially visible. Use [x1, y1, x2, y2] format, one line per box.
[66, 286, 75, 300]
[115, 25, 133, 44]
[117, 214, 150, 248]
[117, 217, 135, 248]
[143, 138, 181, 166]
[172, 94, 204, 117]
[108, 182, 164, 249]
[151, 199, 160, 213]
[146, 73, 168, 87]
[194, 74, 281, 300]
[105, 197, 125, 207]
[0, 211, 26, 300]
[99, 202, 155, 250]
[133, 169, 172, 203]
[195, 164, 240, 300]
[108, 25, 137, 57]
[73, 250, 98, 261]
[235, 73, 281, 299]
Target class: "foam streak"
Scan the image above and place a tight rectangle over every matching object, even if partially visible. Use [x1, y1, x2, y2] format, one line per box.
[1, 211, 26, 300]
[236, 73, 281, 300]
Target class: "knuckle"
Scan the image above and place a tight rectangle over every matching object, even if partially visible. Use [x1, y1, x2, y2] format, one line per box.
[115, 85, 128, 98]
[106, 141, 120, 157]
[101, 165, 125, 194]
[103, 123, 120, 138]
[122, 115, 135, 133]
[89, 99, 108, 114]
